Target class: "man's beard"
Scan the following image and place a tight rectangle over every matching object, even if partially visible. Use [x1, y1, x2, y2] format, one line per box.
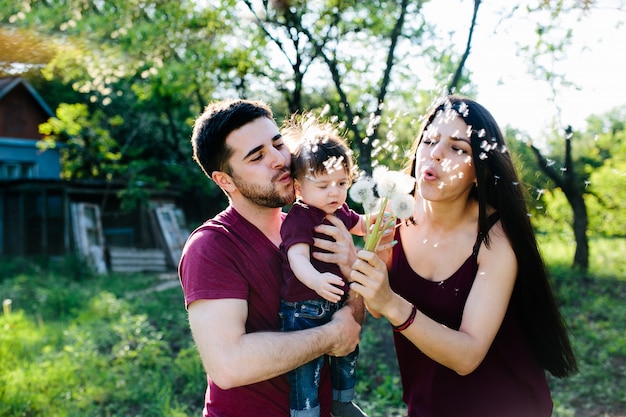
[231, 170, 294, 208]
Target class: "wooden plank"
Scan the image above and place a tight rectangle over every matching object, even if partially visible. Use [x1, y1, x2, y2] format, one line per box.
[107, 246, 168, 273]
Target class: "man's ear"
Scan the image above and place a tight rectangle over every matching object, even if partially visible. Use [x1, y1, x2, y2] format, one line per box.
[212, 171, 236, 194]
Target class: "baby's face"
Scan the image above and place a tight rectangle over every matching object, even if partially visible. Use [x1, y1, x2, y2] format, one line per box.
[296, 168, 351, 214]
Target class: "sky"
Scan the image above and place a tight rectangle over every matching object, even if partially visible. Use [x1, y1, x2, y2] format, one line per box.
[424, 1, 626, 139]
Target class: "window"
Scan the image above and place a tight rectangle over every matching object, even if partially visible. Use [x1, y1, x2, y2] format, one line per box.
[0, 162, 35, 179]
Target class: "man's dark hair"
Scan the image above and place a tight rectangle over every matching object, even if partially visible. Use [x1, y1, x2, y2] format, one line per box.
[191, 99, 274, 178]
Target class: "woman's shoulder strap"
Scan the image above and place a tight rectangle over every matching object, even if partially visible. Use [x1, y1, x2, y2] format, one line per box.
[472, 212, 501, 256]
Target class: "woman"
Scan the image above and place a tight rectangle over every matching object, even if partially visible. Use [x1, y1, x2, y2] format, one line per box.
[350, 96, 577, 416]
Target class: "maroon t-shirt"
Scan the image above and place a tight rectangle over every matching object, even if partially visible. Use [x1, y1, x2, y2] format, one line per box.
[280, 201, 361, 302]
[389, 216, 553, 417]
[179, 206, 332, 417]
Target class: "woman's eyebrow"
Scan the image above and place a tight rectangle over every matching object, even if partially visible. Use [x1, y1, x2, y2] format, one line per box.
[451, 136, 471, 145]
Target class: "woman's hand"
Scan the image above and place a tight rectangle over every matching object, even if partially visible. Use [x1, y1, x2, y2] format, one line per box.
[349, 249, 395, 318]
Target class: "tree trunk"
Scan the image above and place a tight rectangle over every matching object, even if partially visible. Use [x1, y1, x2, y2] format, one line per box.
[528, 126, 589, 271]
[569, 192, 589, 269]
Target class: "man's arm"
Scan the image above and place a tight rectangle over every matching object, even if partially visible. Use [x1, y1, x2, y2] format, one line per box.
[188, 297, 360, 390]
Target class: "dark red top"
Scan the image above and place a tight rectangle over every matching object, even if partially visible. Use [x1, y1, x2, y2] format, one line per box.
[389, 215, 553, 417]
[280, 201, 361, 302]
[179, 206, 332, 417]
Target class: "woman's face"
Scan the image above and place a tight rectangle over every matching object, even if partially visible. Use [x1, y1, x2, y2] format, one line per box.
[414, 110, 477, 202]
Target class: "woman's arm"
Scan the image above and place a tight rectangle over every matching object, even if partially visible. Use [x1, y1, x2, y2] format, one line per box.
[350, 223, 517, 375]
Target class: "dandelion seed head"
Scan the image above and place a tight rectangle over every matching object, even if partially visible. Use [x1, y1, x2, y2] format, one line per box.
[389, 193, 415, 220]
[349, 177, 376, 204]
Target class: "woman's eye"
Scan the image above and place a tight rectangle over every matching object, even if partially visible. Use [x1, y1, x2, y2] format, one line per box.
[453, 147, 466, 155]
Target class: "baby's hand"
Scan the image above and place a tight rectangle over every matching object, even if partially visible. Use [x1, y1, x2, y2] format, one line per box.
[314, 272, 345, 303]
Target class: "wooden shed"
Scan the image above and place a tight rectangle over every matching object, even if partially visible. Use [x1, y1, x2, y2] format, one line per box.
[0, 76, 188, 273]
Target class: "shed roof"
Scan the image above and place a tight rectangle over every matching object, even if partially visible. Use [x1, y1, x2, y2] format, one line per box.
[0, 76, 54, 117]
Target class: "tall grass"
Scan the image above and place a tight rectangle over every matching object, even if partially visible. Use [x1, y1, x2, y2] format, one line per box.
[0, 236, 624, 416]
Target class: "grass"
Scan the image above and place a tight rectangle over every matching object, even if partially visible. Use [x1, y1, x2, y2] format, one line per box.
[0, 236, 624, 417]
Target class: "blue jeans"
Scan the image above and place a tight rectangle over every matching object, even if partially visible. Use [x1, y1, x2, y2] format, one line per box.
[279, 299, 359, 417]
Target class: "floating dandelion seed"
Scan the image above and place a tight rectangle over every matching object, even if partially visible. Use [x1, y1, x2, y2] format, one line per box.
[536, 189, 545, 199]
[560, 167, 567, 173]
[512, 181, 519, 186]
[546, 159, 556, 167]
[458, 102, 470, 117]
[320, 104, 331, 118]
[438, 182, 445, 189]
[477, 129, 486, 138]
[323, 156, 344, 174]
[494, 175, 500, 185]
[479, 152, 488, 160]
[584, 180, 591, 188]
[480, 140, 490, 151]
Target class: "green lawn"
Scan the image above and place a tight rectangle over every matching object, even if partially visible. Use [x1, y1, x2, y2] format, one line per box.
[0, 236, 624, 416]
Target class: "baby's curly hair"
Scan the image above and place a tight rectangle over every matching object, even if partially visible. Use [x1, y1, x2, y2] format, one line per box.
[281, 113, 355, 182]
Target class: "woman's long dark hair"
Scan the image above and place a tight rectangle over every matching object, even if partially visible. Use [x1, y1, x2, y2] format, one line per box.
[407, 95, 577, 377]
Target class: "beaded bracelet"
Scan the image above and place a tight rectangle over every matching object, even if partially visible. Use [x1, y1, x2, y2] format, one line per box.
[392, 304, 417, 333]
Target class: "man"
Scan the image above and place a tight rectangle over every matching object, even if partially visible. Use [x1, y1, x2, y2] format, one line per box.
[179, 99, 362, 417]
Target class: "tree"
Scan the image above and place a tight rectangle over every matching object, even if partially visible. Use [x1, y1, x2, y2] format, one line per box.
[242, 0, 452, 174]
[528, 126, 589, 269]
[0, 0, 252, 219]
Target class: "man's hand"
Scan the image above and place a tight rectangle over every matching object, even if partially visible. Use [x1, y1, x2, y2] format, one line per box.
[313, 215, 358, 280]
[326, 305, 361, 357]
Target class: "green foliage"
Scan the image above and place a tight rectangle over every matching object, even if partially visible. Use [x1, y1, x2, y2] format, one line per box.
[0, 266, 203, 417]
[39, 103, 122, 180]
[1, 237, 625, 416]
